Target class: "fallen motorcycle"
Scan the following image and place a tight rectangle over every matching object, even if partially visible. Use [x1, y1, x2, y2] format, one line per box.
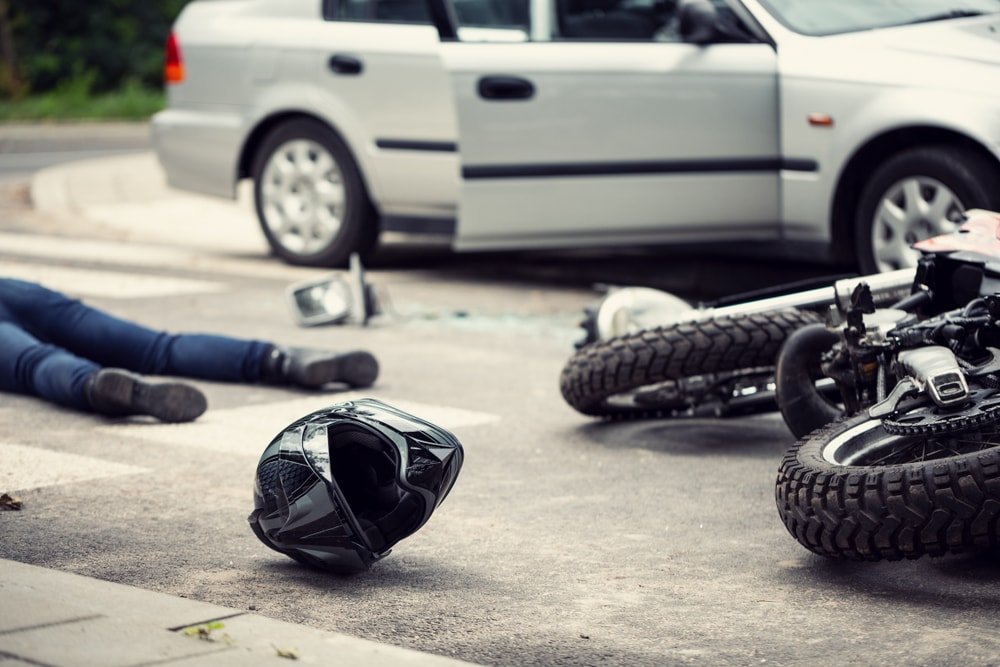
[776, 210, 1000, 560]
[559, 264, 913, 420]
[562, 208, 1000, 560]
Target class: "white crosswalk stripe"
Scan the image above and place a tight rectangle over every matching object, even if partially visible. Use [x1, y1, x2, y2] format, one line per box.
[1, 259, 226, 298]
[0, 231, 324, 282]
[98, 395, 499, 457]
[0, 443, 149, 493]
[1, 239, 500, 489]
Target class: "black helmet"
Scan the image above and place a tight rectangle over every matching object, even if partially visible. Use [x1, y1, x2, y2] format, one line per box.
[248, 398, 464, 573]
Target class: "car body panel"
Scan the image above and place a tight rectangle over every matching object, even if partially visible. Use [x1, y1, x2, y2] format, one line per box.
[153, 0, 1000, 259]
[152, 108, 245, 197]
[773, 19, 1000, 243]
[153, 0, 460, 219]
[308, 19, 459, 214]
[440, 39, 782, 249]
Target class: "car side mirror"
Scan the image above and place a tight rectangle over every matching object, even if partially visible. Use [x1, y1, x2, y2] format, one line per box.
[287, 253, 380, 327]
[678, 0, 722, 45]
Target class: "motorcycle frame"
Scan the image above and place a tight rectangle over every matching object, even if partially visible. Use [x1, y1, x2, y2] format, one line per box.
[677, 268, 916, 325]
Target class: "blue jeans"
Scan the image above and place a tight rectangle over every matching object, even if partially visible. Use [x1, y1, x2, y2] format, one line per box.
[0, 278, 270, 411]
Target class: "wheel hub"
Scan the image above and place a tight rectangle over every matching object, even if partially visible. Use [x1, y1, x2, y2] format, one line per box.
[283, 179, 310, 219]
[260, 138, 345, 255]
[871, 176, 964, 272]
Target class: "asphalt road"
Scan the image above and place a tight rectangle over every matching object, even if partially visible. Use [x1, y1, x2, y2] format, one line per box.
[0, 122, 150, 184]
[3, 132, 1000, 666]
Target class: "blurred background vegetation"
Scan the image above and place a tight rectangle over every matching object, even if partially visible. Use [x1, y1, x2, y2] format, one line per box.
[0, 0, 191, 120]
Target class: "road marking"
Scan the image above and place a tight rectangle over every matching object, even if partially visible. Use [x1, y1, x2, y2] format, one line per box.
[0, 443, 149, 493]
[0, 231, 196, 265]
[1, 259, 226, 299]
[0, 231, 321, 282]
[98, 395, 499, 457]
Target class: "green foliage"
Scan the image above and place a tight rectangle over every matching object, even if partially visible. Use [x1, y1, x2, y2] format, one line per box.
[4, 0, 192, 98]
[0, 79, 164, 120]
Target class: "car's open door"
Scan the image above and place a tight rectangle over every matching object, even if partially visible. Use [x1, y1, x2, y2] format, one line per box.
[430, 0, 785, 252]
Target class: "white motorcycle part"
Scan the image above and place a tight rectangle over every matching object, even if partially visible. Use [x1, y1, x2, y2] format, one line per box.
[898, 346, 970, 407]
[593, 287, 693, 340]
[591, 268, 916, 342]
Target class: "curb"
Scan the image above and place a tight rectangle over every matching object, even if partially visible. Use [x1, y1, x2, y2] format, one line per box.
[0, 558, 478, 666]
[27, 151, 275, 261]
[29, 156, 75, 216]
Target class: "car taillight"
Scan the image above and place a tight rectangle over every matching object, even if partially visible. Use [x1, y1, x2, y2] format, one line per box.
[164, 32, 185, 84]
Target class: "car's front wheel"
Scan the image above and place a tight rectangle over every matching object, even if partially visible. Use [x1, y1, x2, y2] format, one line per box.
[855, 145, 1000, 274]
[252, 119, 376, 267]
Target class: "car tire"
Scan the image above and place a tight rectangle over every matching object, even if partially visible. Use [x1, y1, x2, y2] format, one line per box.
[252, 119, 376, 267]
[855, 145, 1000, 274]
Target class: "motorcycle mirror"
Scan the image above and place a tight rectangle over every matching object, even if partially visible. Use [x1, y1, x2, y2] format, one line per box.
[287, 253, 380, 327]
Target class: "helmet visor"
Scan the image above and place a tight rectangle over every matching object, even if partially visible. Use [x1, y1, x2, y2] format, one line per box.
[298, 399, 464, 548]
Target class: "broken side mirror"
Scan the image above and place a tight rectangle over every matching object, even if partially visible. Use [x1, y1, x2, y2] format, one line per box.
[287, 253, 381, 327]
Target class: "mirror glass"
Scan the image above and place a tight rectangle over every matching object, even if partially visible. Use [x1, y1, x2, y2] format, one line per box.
[292, 280, 351, 324]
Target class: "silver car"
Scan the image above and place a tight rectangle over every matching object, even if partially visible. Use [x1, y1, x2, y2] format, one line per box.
[153, 0, 1000, 271]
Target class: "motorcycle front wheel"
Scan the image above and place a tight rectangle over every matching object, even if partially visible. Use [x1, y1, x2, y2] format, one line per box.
[776, 411, 1000, 561]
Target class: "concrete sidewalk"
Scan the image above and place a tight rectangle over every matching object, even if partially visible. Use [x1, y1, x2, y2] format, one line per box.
[0, 558, 476, 667]
[30, 149, 268, 258]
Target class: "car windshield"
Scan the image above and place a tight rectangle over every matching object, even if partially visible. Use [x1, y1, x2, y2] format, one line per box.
[756, 0, 1000, 35]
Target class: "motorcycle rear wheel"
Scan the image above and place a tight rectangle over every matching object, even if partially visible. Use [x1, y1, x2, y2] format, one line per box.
[776, 412, 1000, 561]
[559, 308, 820, 418]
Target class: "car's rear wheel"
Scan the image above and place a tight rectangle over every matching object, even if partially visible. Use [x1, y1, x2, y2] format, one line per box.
[855, 145, 1000, 274]
[252, 119, 376, 267]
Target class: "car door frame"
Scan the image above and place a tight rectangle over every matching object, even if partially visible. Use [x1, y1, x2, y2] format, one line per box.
[427, 0, 792, 251]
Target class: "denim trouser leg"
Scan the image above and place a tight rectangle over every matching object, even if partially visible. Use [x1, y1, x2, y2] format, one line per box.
[0, 278, 271, 384]
[0, 322, 98, 410]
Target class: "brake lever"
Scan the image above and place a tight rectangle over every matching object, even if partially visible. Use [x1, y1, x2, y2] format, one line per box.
[868, 376, 920, 419]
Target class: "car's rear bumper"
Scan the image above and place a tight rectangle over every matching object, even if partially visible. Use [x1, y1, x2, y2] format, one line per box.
[151, 108, 246, 199]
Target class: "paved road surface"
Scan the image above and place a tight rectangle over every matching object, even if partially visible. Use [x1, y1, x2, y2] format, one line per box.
[2, 130, 1000, 666]
[0, 122, 150, 184]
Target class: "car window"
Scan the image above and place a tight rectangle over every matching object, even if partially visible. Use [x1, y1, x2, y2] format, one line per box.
[757, 0, 1000, 36]
[552, 0, 742, 42]
[454, 0, 530, 29]
[327, 0, 431, 23]
[555, 0, 681, 41]
[326, 0, 530, 28]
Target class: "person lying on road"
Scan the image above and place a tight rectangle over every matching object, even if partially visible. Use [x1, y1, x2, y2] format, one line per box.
[0, 278, 379, 423]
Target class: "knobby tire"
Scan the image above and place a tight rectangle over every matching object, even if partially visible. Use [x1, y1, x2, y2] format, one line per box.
[560, 308, 821, 418]
[776, 414, 1000, 561]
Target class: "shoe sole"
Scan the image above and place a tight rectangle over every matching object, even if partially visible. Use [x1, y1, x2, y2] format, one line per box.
[93, 370, 207, 423]
[299, 351, 379, 388]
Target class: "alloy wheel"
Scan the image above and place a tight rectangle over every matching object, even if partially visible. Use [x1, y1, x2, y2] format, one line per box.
[870, 176, 964, 272]
[260, 139, 346, 256]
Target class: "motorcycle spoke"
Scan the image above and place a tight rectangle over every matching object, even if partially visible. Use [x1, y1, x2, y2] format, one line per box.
[853, 428, 1000, 466]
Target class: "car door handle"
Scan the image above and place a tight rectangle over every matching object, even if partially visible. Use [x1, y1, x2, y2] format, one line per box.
[477, 76, 535, 101]
[328, 54, 363, 75]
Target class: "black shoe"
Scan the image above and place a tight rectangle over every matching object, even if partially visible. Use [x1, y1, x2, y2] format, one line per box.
[264, 347, 379, 389]
[84, 369, 207, 423]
